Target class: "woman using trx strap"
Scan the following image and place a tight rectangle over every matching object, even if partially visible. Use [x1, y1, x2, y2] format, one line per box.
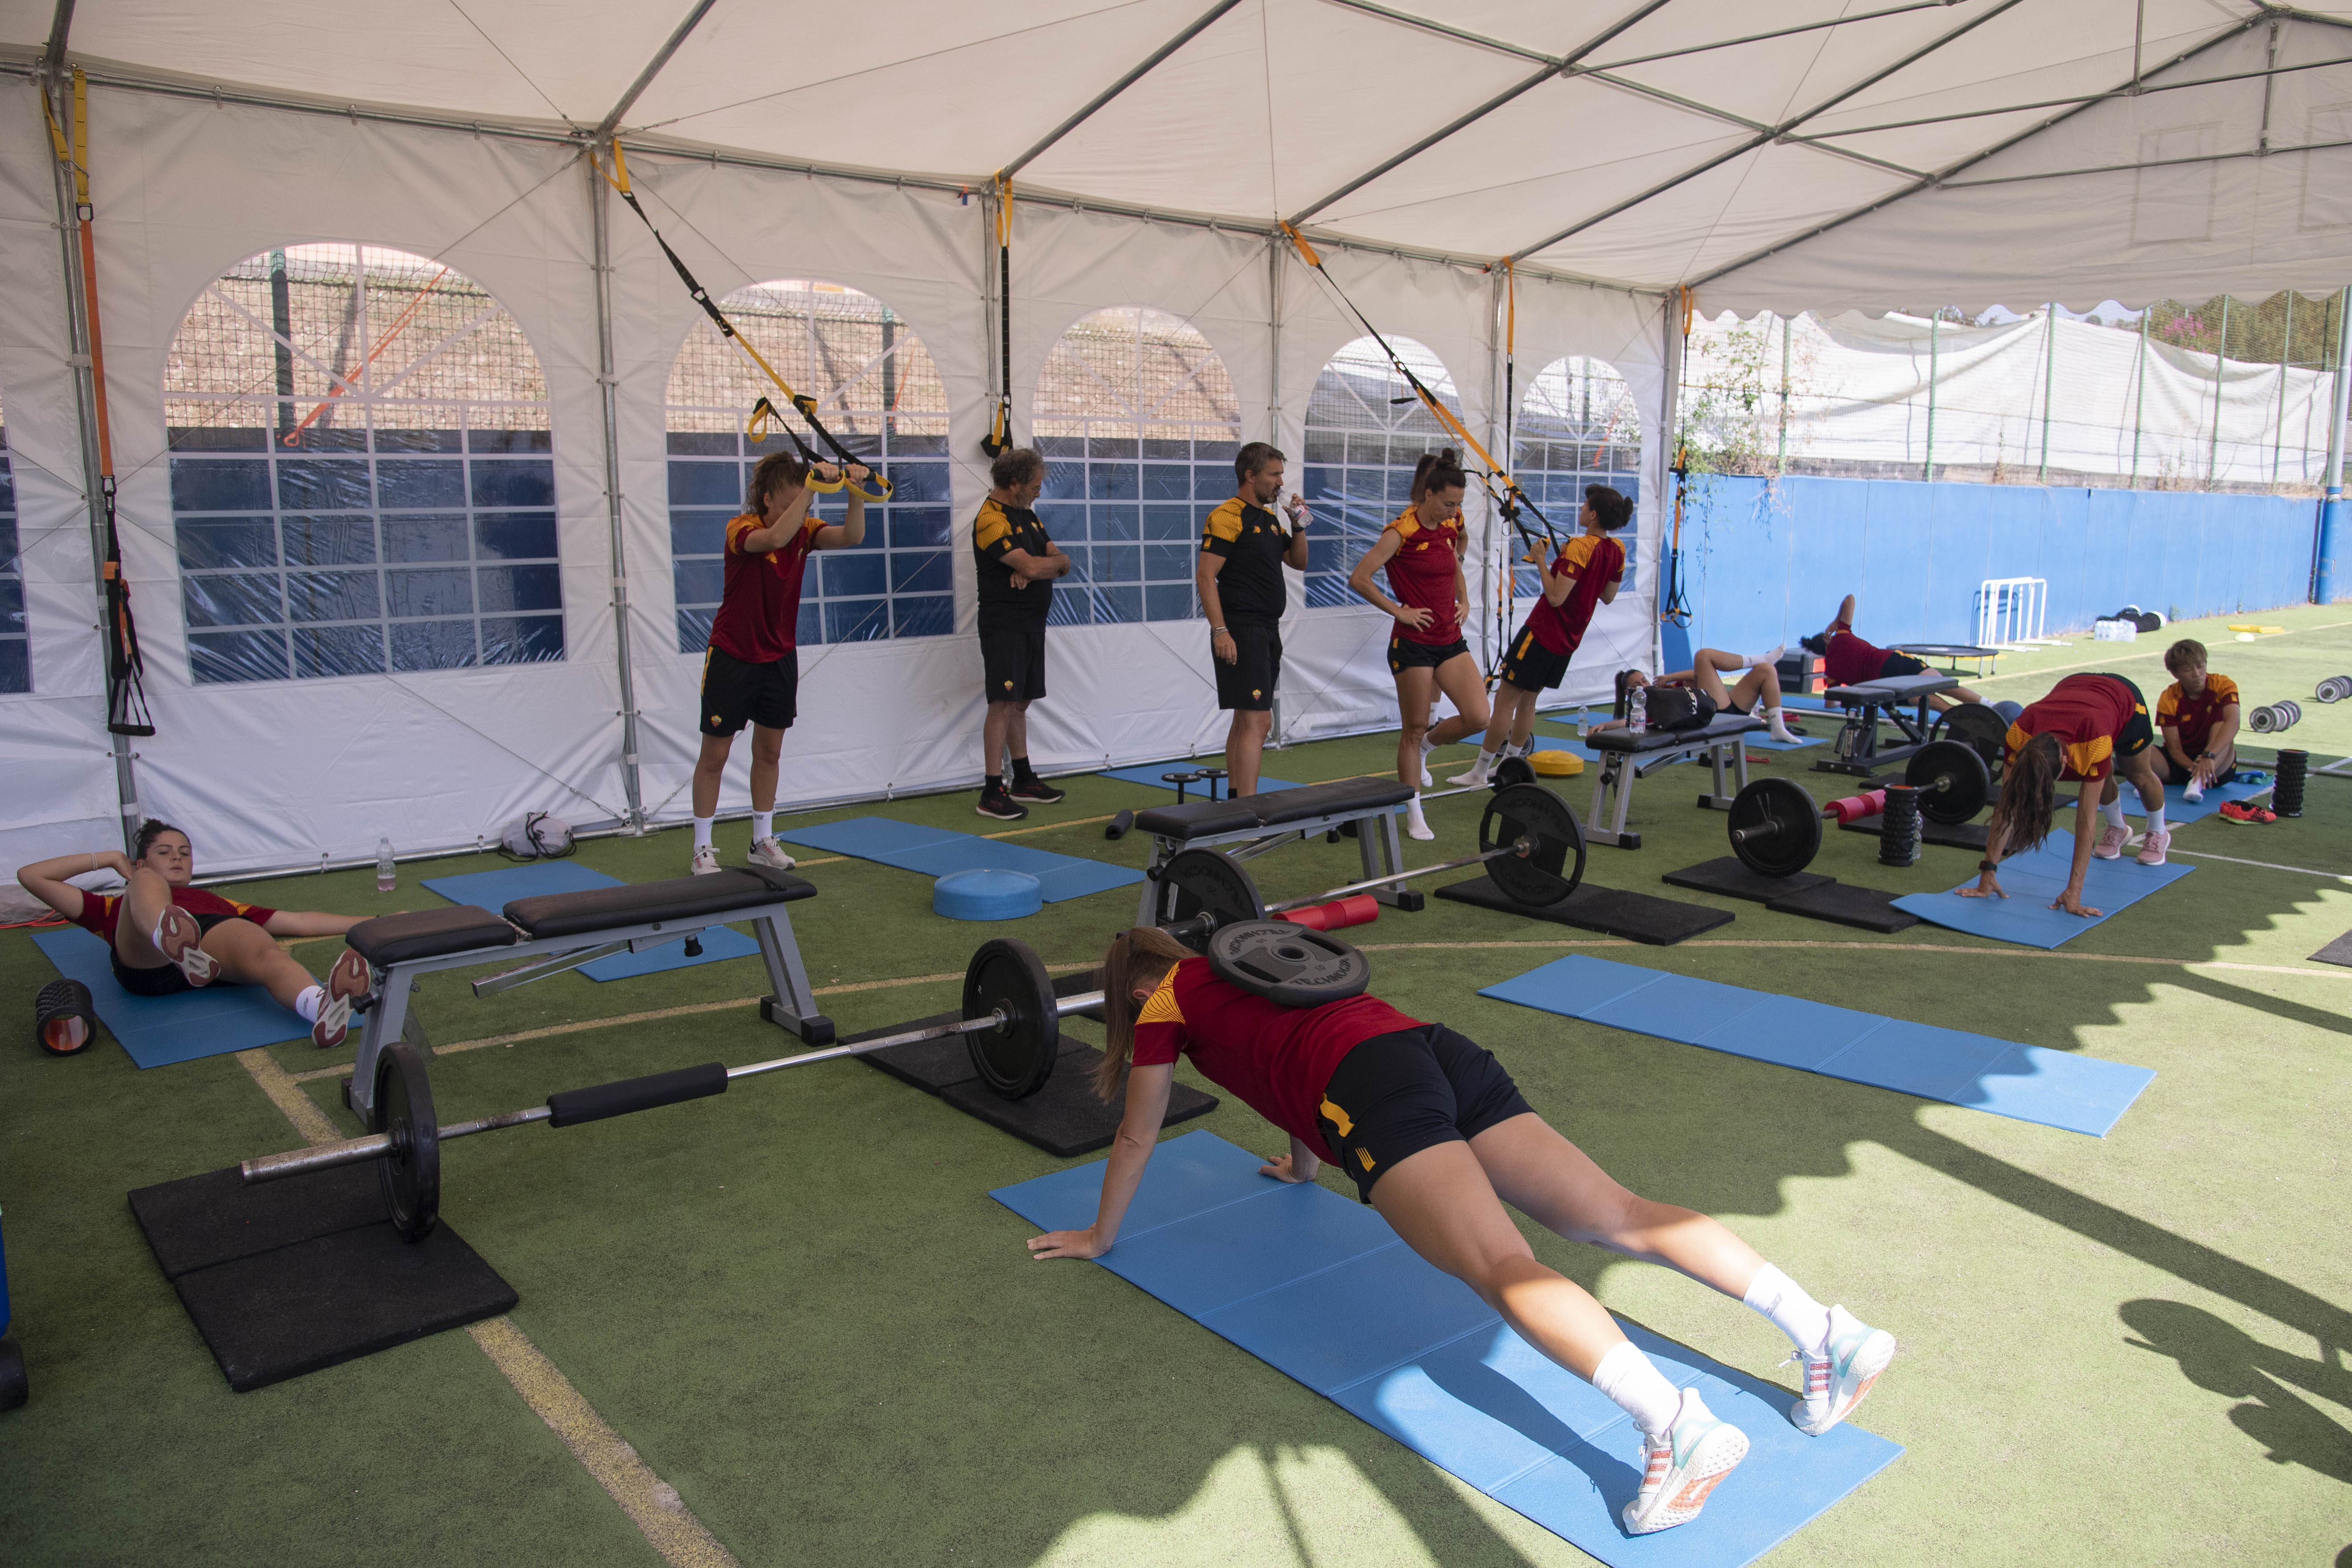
[1348, 449, 1490, 839]
[19, 821, 371, 1049]
[1027, 927, 1899, 1538]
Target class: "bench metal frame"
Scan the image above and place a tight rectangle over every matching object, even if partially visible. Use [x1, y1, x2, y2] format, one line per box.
[1811, 676, 1958, 777]
[1584, 724, 1760, 849]
[347, 895, 830, 1126]
[1138, 801, 1413, 923]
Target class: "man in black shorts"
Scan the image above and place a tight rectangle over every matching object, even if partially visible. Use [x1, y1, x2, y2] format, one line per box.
[972, 447, 1071, 820]
[1198, 442, 1309, 796]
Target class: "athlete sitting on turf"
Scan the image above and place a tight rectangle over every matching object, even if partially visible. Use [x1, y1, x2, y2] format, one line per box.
[1028, 927, 1899, 1538]
[973, 446, 1073, 822]
[1801, 594, 1981, 711]
[689, 451, 871, 875]
[1968, 671, 2171, 916]
[1198, 441, 1310, 798]
[18, 820, 370, 1049]
[2153, 638, 2254, 815]
[1452, 485, 1628, 787]
[1589, 652, 1802, 741]
[1348, 449, 1492, 840]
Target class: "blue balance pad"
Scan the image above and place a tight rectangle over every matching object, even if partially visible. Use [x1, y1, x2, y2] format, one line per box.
[1890, 827, 2195, 950]
[775, 816, 1140, 903]
[420, 861, 761, 980]
[1482, 954, 2153, 1136]
[992, 1131, 1901, 1568]
[31, 927, 309, 1068]
[933, 868, 1042, 920]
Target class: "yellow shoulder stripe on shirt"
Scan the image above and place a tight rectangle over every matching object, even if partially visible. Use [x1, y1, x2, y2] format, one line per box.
[1137, 968, 1184, 1026]
[1203, 498, 1245, 543]
[1388, 511, 1418, 539]
[1562, 535, 1597, 572]
[975, 498, 1010, 551]
[2209, 674, 2239, 703]
[2067, 736, 2113, 774]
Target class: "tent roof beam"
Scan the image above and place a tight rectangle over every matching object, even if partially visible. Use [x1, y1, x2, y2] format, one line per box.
[1582, 69, 1928, 182]
[998, 0, 1246, 180]
[595, 0, 719, 142]
[39, 0, 72, 77]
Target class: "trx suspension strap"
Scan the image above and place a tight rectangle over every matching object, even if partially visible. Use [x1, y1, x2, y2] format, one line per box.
[45, 69, 153, 741]
[1660, 286, 1693, 630]
[598, 143, 889, 502]
[1281, 225, 1558, 564]
[1492, 258, 1518, 684]
[981, 174, 1014, 458]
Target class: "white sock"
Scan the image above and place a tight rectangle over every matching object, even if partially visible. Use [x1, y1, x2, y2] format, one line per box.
[2146, 805, 2167, 835]
[1478, 747, 1499, 767]
[692, 815, 715, 851]
[294, 985, 324, 1025]
[1753, 644, 1785, 669]
[1764, 705, 1797, 743]
[1744, 1262, 1833, 1357]
[1419, 733, 1437, 754]
[751, 810, 773, 842]
[2100, 798, 2127, 831]
[1592, 1341, 1683, 1437]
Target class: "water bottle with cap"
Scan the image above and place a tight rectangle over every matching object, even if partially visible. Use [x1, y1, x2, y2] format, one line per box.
[376, 836, 396, 894]
[1628, 682, 1648, 733]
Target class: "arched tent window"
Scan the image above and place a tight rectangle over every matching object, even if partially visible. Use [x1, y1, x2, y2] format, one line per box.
[1512, 356, 1643, 596]
[0, 389, 22, 693]
[1032, 307, 1240, 625]
[1301, 336, 1461, 608]
[666, 280, 950, 650]
[164, 245, 562, 683]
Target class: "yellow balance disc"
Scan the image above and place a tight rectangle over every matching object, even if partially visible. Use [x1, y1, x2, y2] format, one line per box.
[1530, 750, 1583, 778]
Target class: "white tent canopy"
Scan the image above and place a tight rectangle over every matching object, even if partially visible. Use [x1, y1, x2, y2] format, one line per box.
[2, 1, 2347, 878]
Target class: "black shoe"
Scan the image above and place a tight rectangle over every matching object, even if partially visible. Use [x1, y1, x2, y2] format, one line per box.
[976, 787, 1028, 821]
[1007, 777, 1066, 804]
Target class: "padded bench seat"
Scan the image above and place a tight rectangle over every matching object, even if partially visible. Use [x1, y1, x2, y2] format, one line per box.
[1132, 776, 1414, 843]
[345, 904, 517, 966]
[1583, 713, 1763, 849]
[1133, 799, 1265, 839]
[1823, 670, 1957, 705]
[1815, 671, 1957, 776]
[505, 865, 815, 940]
[1586, 713, 1764, 753]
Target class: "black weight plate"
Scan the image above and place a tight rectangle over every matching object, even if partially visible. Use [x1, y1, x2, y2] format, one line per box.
[1153, 847, 1266, 951]
[1937, 702, 2009, 778]
[1206, 921, 1372, 1007]
[1907, 740, 1990, 824]
[376, 1038, 441, 1243]
[1492, 755, 1536, 788]
[1479, 782, 1585, 908]
[1727, 777, 1821, 878]
[963, 937, 1060, 1100]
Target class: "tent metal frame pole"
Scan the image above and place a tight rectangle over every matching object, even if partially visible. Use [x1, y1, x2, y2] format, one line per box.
[2209, 295, 2231, 486]
[1923, 314, 1940, 482]
[1654, 296, 1682, 673]
[587, 156, 645, 832]
[2274, 289, 2294, 488]
[594, 0, 718, 140]
[1266, 232, 1288, 750]
[2039, 304, 2056, 483]
[2131, 311, 2148, 487]
[999, 0, 1247, 180]
[2315, 286, 2351, 604]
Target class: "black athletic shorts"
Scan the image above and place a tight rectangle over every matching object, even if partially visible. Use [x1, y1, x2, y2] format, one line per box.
[1314, 1023, 1535, 1202]
[1877, 650, 1930, 680]
[980, 616, 1047, 703]
[2154, 751, 2239, 787]
[109, 911, 247, 997]
[1497, 627, 1571, 693]
[2099, 672, 2157, 760]
[1389, 634, 1471, 674]
[700, 646, 798, 737]
[1215, 614, 1282, 712]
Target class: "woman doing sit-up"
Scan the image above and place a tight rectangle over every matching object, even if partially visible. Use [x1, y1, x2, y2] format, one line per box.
[19, 820, 371, 1049]
[1967, 671, 2171, 917]
[1027, 927, 1899, 1538]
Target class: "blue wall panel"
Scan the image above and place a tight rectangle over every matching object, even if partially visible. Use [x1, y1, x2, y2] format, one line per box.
[1683, 474, 2322, 657]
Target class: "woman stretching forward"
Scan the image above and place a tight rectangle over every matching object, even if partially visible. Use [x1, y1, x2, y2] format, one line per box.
[1028, 928, 1898, 1537]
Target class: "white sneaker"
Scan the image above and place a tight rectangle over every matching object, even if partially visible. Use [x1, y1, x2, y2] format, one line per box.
[2092, 823, 2132, 859]
[747, 836, 796, 871]
[1788, 1305, 1897, 1436]
[1449, 755, 1494, 788]
[2135, 828, 2170, 867]
[690, 845, 720, 875]
[1405, 800, 1434, 841]
[1623, 1389, 1749, 1536]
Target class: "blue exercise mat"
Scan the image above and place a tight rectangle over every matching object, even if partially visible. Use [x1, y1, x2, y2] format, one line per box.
[993, 1131, 1901, 1567]
[1097, 762, 1301, 794]
[420, 861, 763, 980]
[30, 927, 308, 1068]
[2121, 775, 2270, 825]
[773, 816, 1141, 903]
[1482, 954, 2153, 1136]
[1890, 828, 2195, 950]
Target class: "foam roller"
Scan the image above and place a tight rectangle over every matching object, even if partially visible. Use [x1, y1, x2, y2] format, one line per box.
[34, 978, 95, 1056]
[1822, 788, 1887, 826]
[1275, 895, 1380, 932]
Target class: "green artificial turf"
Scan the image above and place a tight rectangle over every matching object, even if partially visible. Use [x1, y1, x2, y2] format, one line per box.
[3, 600, 2348, 1566]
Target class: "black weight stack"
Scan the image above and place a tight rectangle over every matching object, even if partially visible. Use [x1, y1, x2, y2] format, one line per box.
[2273, 749, 2307, 818]
[1878, 784, 1922, 867]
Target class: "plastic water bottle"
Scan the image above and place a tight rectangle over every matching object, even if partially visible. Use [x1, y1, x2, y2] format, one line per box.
[376, 837, 396, 893]
[1628, 684, 1648, 733]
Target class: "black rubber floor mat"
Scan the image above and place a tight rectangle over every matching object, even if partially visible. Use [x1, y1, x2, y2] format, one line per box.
[1838, 814, 1991, 851]
[1764, 880, 1919, 933]
[1435, 875, 1733, 945]
[2310, 931, 2352, 968]
[130, 1162, 389, 1279]
[1660, 857, 1833, 905]
[939, 1042, 1215, 1158]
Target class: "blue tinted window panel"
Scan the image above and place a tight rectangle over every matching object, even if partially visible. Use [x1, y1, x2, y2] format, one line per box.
[387, 567, 474, 618]
[300, 427, 368, 452]
[669, 460, 741, 506]
[1142, 505, 1193, 540]
[1305, 573, 1356, 609]
[375, 459, 465, 509]
[183, 573, 284, 629]
[1040, 462, 1085, 501]
[191, 628, 291, 684]
[291, 623, 387, 678]
[796, 600, 822, 646]
[1343, 466, 1387, 501]
[1097, 584, 1142, 623]
[1141, 438, 1189, 461]
[285, 571, 381, 624]
[1093, 544, 1142, 583]
[676, 607, 714, 651]
[890, 551, 951, 594]
[0, 577, 23, 626]
[1143, 543, 1193, 581]
[824, 598, 889, 643]
[1046, 593, 1088, 628]
[482, 615, 564, 665]
[468, 428, 552, 453]
[277, 459, 372, 511]
[390, 619, 478, 671]
[822, 552, 887, 598]
[1089, 463, 1139, 501]
[477, 564, 563, 614]
[0, 517, 16, 570]
[887, 462, 950, 502]
[382, 515, 470, 563]
[1142, 464, 1190, 500]
[1090, 506, 1139, 541]
[889, 507, 951, 549]
[178, 519, 279, 570]
[470, 459, 555, 509]
[374, 426, 463, 454]
[281, 517, 376, 567]
[1086, 436, 1138, 461]
[475, 512, 558, 560]
[670, 509, 734, 556]
[1197, 439, 1239, 465]
[171, 458, 273, 512]
[673, 558, 725, 607]
[0, 638, 26, 694]
[1037, 502, 1086, 535]
[667, 431, 734, 457]
[1145, 583, 1194, 622]
[892, 595, 953, 639]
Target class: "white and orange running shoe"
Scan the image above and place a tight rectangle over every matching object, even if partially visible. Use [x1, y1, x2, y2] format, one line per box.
[1622, 1389, 1749, 1536]
[1789, 1305, 1898, 1436]
[2092, 822, 2133, 859]
[314, 947, 371, 1050]
[155, 905, 219, 987]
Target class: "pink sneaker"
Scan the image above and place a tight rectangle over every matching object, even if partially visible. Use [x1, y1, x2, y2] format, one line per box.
[2092, 823, 2132, 859]
[2135, 829, 2170, 867]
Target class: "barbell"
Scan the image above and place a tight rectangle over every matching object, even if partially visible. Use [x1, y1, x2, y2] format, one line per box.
[1726, 739, 1991, 879]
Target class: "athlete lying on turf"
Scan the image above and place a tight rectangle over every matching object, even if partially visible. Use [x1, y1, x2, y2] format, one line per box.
[18, 820, 370, 1048]
[1027, 926, 1898, 1538]
[1802, 594, 1981, 712]
[1967, 671, 2171, 917]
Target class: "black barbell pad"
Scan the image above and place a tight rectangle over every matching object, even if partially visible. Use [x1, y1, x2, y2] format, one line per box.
[547, 1062, 729, 1128]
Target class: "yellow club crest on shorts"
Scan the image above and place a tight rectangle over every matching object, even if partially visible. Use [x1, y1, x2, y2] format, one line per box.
[709, 714, 722, 725]
[1252, 688, 1262, 699]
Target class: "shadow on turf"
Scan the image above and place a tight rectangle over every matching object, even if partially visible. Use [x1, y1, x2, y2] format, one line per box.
[2121, 1301, 2352, 1486]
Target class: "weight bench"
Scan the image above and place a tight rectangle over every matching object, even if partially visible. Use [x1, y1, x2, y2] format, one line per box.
[1582, 713, 1765, 849]
[1133, 777, 1418, 920]
[1811, 670, 1958, 777]
[340, 866, 830, 1125]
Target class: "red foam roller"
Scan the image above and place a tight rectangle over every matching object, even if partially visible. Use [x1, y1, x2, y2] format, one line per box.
[1825, 788, 1886, 826]
[1275, 895, 1380, 932]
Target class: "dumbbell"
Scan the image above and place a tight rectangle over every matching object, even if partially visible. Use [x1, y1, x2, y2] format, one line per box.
[2248, 701, 2302, 733]
[2315, 675, 2352, 705]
